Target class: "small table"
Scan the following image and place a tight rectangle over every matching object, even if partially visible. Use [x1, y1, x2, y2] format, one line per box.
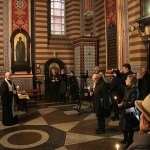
[18, 93, 29, 112]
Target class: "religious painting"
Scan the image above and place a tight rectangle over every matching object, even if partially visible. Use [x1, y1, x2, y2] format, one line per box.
[10, 28, 31, 74]
[36, 63, 41, 74]
[14, 33, 27, 65]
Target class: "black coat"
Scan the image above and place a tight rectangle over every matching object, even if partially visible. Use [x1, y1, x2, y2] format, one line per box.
[93, 78, 109, 114]
[59, 74, 68, 94]
[68, 76, 79, 98]
[1, 80, 18, 126]
[138, 78, 147, 100]
[109, 76, 120, 101]
[143, 71, 150, 95]
[118, 70, 133, 100]
[49, 73, 61, 92]
[119, 86, 139, 131]
[127, 134, 150, 150]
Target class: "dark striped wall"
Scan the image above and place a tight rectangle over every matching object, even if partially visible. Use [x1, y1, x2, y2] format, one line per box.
[0, 0, 148, 74]
[0, 0, 3, 69]
[94, 0, 106, 70]
[128, 0, 147, 68]
[35, 0, 80, 73]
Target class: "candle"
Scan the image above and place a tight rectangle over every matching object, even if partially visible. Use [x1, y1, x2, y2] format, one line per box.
[114, 96, 118, 104]
[115, 144, 119, 150]
[16, 85, 20, 93]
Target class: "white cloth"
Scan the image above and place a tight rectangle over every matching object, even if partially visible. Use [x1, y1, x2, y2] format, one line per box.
[5, 78, 18, 117]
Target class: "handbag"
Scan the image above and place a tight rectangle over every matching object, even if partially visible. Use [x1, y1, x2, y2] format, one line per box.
[125, 107, 140, 127]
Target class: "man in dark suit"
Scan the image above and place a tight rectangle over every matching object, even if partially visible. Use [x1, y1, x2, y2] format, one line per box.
[118, 63, 133, 103]
[141, 67, 150, 96]
[90, 73, 109, 134]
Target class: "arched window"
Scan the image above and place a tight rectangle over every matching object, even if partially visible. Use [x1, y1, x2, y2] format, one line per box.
[51, 0, 65, 35]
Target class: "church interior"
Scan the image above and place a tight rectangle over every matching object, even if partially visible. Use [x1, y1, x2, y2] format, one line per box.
[0, 0, 150, 149]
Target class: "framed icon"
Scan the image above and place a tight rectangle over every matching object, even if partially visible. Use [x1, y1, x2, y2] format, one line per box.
[10, 28, 31, 74]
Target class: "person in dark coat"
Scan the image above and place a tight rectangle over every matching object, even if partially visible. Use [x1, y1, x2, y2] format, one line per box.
[68, 71, 79, 103]
[141, 67, 150, 95]
[109, 69, 121, 121]
[127, 94, 150, 150]
[49, 68, 61, 102]
[90, 73, 109, 134]
[1, 72, 19, 126]
[118, 74, 139, 150]
[59, 69, 68, 103]
[118, 63, 133, 103]
[136, 72, 147, 100]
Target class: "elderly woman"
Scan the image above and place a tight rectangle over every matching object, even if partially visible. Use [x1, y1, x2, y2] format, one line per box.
[118, 74, 139, 149]
[127, 94, 150, 150]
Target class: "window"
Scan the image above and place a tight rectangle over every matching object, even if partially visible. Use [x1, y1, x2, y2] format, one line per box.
[51, 0, 65, 35]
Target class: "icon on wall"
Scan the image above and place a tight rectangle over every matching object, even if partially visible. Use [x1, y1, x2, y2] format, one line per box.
[36, 63, 41, 74]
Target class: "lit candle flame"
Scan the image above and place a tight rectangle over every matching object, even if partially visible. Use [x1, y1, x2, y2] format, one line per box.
[114, 96, 118, 104]
[116, 144, 119, 150]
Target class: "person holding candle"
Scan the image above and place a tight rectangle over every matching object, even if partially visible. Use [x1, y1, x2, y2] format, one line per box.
[118, 74, 139, 149]
[127, 94, 150, 150]
[90, 73, 109, 134]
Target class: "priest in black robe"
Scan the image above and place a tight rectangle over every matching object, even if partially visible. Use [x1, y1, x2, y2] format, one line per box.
[1, 72, 19, 126]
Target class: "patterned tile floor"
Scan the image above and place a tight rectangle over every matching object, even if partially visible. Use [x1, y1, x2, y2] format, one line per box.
[0, 99, 139, 150]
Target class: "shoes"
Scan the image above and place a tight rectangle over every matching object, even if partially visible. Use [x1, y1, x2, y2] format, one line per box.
[95, 128, 99, 131]
[119, 140, 128, 144]
[111, 116, 120, 121]
[123, 142, 132, 149]
[95, 130, 105, 134]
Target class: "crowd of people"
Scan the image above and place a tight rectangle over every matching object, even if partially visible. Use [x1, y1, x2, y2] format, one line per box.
[1, 64, 150, 150]
[91, 64, 150, 150]
[48, 68, 79, 104]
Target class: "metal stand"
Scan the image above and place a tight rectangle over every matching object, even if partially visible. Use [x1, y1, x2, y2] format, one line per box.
[76, 78, 93, 115]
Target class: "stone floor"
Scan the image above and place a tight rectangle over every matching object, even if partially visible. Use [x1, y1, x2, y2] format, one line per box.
[0, 99, 139, 150]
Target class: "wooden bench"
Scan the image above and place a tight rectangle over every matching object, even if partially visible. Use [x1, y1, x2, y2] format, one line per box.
[25, 89, 44, 101]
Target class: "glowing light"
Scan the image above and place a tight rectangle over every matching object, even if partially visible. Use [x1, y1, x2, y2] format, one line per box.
[114, 96, 117, 100]
[116, 144, 119, 150]
[114, 96, 118, 104]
